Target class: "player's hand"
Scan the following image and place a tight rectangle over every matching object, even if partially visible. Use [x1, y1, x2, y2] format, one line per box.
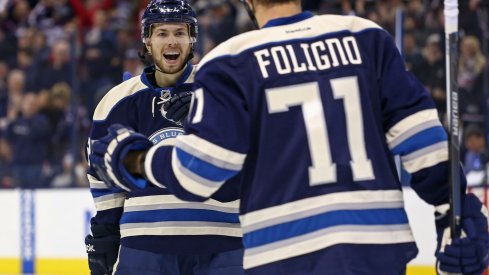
[90, 124, 153, 191]
[435, 193, 489, 274]
[161, 84, 193, 124]
[85, 222, 120, 275]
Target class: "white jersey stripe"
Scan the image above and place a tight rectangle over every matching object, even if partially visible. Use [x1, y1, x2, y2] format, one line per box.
[240, 190, 404, 230]
[402, 142, 448, 173]
[385, 109, 440, 146]
[242, 201, 404, 234]
[144, 142, 172, 188]
[124, 195, 239, 213]
[388, 119, 441, 149]
[172, 148, 223, 198]
[87, 174, 109, 189]
[243, 226, 414, 269]
[120, 222, 242, 238]
[93, 193, 126, 211]
[176, 134, 246, 168]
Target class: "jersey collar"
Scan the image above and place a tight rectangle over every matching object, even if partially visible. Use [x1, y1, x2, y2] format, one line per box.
[262, 11, 314, 28]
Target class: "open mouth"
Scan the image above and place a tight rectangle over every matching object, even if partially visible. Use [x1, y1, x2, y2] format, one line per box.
[163, 52, 180, 62]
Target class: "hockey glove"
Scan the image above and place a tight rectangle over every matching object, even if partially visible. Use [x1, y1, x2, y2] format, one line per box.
[435, 193, 489, 274]
[90, 124, 153, 191]
[161, 84, 193, 124]
[85, 222, 120, 275]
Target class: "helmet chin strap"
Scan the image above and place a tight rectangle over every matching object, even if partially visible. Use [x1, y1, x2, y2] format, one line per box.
[240, 0, 259, 29]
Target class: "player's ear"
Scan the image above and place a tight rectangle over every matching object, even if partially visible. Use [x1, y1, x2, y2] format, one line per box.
[145, 41, 152, 55]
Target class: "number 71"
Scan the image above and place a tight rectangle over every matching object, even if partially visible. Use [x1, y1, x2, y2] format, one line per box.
[266, 76, 375, 186]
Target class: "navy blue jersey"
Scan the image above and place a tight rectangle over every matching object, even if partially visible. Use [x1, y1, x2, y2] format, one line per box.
[145, 13, 451, 272]
[87, 64, 242, 254]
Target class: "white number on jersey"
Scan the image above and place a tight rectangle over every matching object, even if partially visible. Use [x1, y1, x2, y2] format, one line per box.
[266, 76, 374, 186]
[191, 88, 204, 124]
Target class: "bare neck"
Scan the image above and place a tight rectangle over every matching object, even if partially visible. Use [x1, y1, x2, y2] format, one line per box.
[254, 2, 302, 28]
[155, 65, 187, 88]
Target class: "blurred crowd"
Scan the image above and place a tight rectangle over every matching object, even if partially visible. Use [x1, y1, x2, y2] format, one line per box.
[0, 0, 488, 188]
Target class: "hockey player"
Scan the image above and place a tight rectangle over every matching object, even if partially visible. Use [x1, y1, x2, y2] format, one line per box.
[84, 1, 243, 274]
[91, 0, 489, 274]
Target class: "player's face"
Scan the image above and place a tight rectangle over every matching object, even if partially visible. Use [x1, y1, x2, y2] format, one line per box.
[147, 23, 192, 74]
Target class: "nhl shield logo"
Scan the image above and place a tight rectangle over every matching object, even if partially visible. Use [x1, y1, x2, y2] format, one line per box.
[148, 127, 184, 145]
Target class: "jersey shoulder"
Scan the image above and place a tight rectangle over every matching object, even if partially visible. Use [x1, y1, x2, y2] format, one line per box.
[93, 75, 149, 121]
[198, 14, 382, 69]
[316, 14, 382, 32]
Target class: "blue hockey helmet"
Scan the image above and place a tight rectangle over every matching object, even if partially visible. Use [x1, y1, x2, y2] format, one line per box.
[141, 0, 198, 44]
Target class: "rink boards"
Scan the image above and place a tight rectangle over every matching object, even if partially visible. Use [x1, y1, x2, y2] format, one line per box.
[0, 188, 438, 275]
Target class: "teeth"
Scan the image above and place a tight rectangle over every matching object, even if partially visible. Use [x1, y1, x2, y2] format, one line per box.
[164, 52, 179, 55]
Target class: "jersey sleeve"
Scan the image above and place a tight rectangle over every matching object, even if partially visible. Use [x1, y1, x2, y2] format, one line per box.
[87, 89, 139, 227]
[144, 60, 249, 202]
[372, 29, 463, 206]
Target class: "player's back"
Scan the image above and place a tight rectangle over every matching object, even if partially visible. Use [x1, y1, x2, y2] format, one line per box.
[190, 11, 447, 274]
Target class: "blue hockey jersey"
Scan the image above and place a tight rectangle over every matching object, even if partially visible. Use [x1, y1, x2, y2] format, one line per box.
[143, 12, 452, 273]
[87, 64, 242, 254]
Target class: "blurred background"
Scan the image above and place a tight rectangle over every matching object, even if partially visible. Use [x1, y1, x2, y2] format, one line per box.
[0, 0, 488, 274]
[0, 0, 488, 189]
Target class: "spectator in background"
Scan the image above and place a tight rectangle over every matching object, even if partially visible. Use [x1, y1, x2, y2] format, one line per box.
[0, 61, 8, 125]
[108, 26, 139, 84]
[458, 35, 487, 123]
[38, 82, 71, 182]
[0, 61, 7, 91]
[121, 48, 143, 82]
[40, 81, 90, 187]
[2, 0, 31, 35]
[459, 36, 486, 93]
[463, 125, 489, 172]
[30, 28, 49, 61]
[5, 92, 50, 188]
[339, 0, 367, 16]
[0, 28, 17, 66]
[28, 0, 73, 46]
[412, 33, 446, 116]
[0, 0, 487, 190]
[462, 124, 489, 186]
[29, 38, 72, 91]
[198, 0, 238, 54]
[80, 9, 117, 112]
[6, 69, 26, 120]
[0, 138, 11, 188]
[108, 0, 135, 31]
[460, 0, 485, 41]
[15, 48, 33, 72]
[16, 27, 36, 53]
[69, 0, 113, 35]
[403, 32, 423, 71]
